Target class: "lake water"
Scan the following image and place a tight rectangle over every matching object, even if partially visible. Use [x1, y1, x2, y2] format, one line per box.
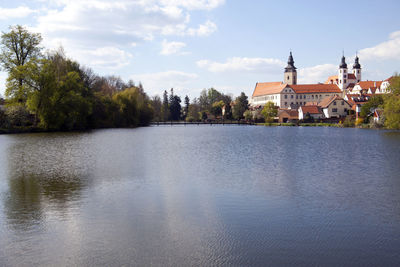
[0, 126, 400, 266]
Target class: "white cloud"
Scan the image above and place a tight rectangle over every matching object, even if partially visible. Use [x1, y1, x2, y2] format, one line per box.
[297, 64, 337, 84]
[197, 57, 285, 73]
[133, 70, 198, 95]
[0, 6, 36, 19]
[159, 0, 225, 10]
[358, 30, 400, 61]
[160, 39, 186, 55]
[188, 20, 217, 36]
[26, 0, 220, 72]
[72, 46, 133, 69]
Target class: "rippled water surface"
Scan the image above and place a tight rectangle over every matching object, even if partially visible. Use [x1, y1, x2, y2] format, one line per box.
[1, 126, 400, 266]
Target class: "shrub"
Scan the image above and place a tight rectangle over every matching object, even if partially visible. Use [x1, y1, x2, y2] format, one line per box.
[355, 117, 364, 126]
[5, 105, 33, 127]
[343, 116, 355, 127]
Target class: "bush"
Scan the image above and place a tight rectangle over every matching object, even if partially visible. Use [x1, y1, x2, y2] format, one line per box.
[355, 117, 364, 126]
[0, 109, 9, 128]
[343, 116, 355, 127]
[5, 105, 33, 127]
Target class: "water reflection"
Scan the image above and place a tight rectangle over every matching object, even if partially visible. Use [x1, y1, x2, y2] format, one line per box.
[4, 133, 93, 230]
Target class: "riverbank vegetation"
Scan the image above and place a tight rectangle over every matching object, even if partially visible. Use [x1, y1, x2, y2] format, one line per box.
[1, 25, 399, 132]
[0, 25, 153, 132]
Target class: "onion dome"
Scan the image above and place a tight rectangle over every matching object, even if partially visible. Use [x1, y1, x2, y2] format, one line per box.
[353, 56, 361, 69]
[284, 52, 297, 72]
[339, 55, 347, 69]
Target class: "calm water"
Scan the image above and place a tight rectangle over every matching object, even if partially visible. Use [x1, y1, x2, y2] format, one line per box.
[0, 126, 400, 266]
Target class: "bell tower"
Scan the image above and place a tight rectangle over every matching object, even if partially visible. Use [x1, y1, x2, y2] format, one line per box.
[284, 51, 297, 85]
[352, 55, 361, 83]
[338, 54, 348, 91]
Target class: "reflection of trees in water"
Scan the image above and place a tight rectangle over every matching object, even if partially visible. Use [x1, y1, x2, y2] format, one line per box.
[4, 133, 94, 230]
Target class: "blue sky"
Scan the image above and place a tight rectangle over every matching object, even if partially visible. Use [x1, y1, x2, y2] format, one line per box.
[1, 0, 400, 98]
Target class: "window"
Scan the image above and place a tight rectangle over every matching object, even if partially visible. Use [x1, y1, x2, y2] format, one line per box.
[332, 108, 337, 112]
[344, 79, 347, 83]
[291, 95, 293, 99]
[333, 101, 336, 106]
[339, 79, 342, 83]
[287, 76, 289, 80]
[312, 95, 314, 99]
[296, 95, 298, 99]
[344, 70, 347, 73]
[357, 70, 360, 74]
[285, 102, 287, 106]
[285, 95, 288, 99]
[344, 74, 347, 78]
[341, 101, 344, 105]
[344, 108, 348, 113]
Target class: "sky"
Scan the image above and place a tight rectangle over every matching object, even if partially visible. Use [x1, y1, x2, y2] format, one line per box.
[0, 0, 400, 99]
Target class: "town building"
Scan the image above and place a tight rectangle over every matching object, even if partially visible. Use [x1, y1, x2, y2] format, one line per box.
[250, 52, 393, 109]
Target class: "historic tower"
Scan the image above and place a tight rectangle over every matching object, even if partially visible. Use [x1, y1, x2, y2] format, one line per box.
[284, 52, 297, 85]
[352, 55, 361, 83]
[338, 55, 348, 91]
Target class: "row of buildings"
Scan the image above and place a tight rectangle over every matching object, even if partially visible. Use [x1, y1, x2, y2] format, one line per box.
[249, 52, 392, 122]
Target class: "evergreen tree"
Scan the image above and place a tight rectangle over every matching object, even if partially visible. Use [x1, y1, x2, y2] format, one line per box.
[162, 90, 169, 121]
[184, 95, 190, 119]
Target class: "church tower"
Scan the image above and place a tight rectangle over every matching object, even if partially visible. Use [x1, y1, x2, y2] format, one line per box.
[338, 55, 348, 91]
[352, 55, 361, 83]
[284, 52, 297, 85]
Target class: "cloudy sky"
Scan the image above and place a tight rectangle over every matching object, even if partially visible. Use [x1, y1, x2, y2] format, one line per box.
[0, 0, 400, 98]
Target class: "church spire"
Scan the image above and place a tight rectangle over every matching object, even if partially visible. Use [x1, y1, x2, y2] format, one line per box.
[339, 55, 347, 69]
[283, 51, 297, 85]
[285, 51, 296, 72]
[353, 54, 361, 69]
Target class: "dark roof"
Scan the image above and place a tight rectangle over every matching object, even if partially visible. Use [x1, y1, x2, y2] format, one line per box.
[353, 56, 361, 69]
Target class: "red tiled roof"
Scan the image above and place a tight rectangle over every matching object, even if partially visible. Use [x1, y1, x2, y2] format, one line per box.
[357, 81, 383, 89]
[252, 82, 287, 97]
[319, 95, 349, 108]
[289, 84, 341, 94]
[325, 75, 338, 84]
[300, 105, 322, 114]
[348, 73, 356, 79]
[278, 109, 298, 119]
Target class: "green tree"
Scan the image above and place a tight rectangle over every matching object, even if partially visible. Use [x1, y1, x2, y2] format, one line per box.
[360, 95, 384, 120]
[261, 101, 277, 123]
[184, 95, 190, 119]
[186, 98, 200, 122]
[211, 100, 224, 117]
[169, 94, 182, 121]
[0, 25, 42, 102]
[233, 92, 248, 119]
[151, 95, 162, 122]
[384, 75, 400, 129]
[162, 90, 169, 121]
[243, 110, 253, 121]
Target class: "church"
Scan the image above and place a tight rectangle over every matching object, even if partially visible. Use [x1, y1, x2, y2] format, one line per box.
[249, 52, 386, 110]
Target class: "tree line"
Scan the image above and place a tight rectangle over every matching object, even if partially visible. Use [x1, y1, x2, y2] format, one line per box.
[0, 25, 253, 132]
[0, 25, 153, 131]
[150, 87, 250, 122]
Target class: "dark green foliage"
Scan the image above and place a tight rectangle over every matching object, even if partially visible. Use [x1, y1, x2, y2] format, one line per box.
[303, 112, 314, 123]
[169, 94, 181, 121]
[0, 26, 154, 131]
[384, 75, 400, 129]
[233, 92, 248, 119]
[5, 105, 33, 127]
[360, 95, 384, 120]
